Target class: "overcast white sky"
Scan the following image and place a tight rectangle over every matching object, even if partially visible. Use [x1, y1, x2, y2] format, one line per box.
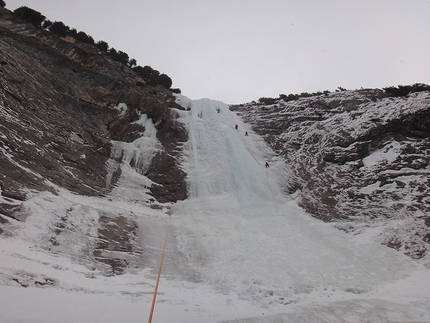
[6, 0, 430, 104]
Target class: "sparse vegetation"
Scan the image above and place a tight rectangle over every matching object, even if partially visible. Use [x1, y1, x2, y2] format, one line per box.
[133, 65, 153, 79]
[257, 84, 430, 106]
[10, 5, 174, 90]
[383, 83, 430, 97]
[149, 69, 160, 86]
[75, 31, 94, 45]
[49, 21, 69, 37]
[128, 58, 137, 68]
[41, 19, 52, 30]
[96, 41, 109, 53]
[133, 65, 162, 86]
[260, 90, 331, 105]
[108, 48, 131, 66]
[14, 6, 45, 28]
[258, 97, 278, 105]
[157, 74, 173, 89]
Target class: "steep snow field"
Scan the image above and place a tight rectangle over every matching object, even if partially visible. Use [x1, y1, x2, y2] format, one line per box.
[1, 96, 430, 322]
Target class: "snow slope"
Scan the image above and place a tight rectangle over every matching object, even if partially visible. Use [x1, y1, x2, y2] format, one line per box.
[1, 96, 430, 322]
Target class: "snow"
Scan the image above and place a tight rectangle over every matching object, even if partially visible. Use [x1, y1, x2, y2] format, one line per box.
[132, 112, 158, 138]
[108, 108, 162, 177]
[1, 96, 430, 322]
[362, 141, 402, 167]
[113, 102, 128, 116]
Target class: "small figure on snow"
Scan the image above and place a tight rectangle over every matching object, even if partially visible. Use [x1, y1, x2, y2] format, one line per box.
[245, 131, 248, 136]
[265, 162, 269, 168]
[235, 124, 238, 130]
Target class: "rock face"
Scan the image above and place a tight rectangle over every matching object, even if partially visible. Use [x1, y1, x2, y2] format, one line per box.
[0, 8, 187, 273]
[0, 8, 186, 206]
[231, 89, 430, 259]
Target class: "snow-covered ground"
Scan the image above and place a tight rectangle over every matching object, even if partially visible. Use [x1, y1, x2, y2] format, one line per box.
[1, 96, 430, 322]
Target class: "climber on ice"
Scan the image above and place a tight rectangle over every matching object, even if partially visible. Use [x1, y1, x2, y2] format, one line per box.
[235, 124, 238, 130]
[265, 162, 269, 168]
[245, 131, 248, 136]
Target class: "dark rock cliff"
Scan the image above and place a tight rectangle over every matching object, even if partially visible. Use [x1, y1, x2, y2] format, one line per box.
[0, 8, 187, 219]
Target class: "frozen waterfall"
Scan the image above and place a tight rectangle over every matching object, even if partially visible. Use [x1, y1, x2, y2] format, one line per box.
[171, 95, 417, 305]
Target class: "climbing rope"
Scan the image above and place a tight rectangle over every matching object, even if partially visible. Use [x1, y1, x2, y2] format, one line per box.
[147, 214, 172, 323]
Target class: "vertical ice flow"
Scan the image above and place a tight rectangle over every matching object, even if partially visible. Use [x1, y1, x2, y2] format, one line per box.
[173, 96, 417, 302]
[184, 98, 273, 215]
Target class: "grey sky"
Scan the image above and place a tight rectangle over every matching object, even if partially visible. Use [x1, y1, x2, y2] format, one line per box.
[6, 0, 430, 103]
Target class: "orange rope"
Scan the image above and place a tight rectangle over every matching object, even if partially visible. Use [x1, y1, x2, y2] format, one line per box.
[148, 214, 172, 323]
